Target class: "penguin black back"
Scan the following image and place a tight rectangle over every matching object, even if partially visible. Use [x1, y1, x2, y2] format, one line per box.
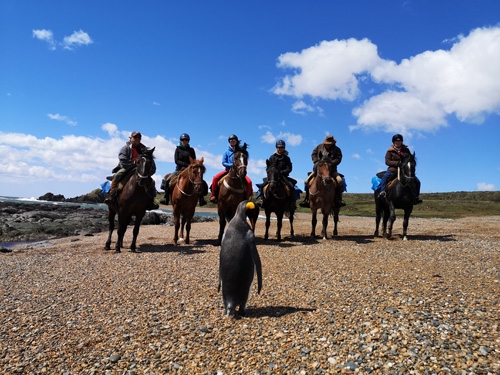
[219, 201, 262, 317]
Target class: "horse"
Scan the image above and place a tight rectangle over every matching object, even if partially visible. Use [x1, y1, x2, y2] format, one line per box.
[374, 152, 418, 241]
[215, 143, 250, 245]
[261, 159, 295, 241]
[309, 156, 340, 239]
[104, 147, 156, 253]
[171, 157, 206, 245]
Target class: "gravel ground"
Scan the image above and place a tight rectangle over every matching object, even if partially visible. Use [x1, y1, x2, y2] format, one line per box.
[1, 213, 499, 374]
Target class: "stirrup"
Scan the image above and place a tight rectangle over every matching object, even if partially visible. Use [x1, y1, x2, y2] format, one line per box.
[299, 200, 309, 208]
[209, 196, 217, 204]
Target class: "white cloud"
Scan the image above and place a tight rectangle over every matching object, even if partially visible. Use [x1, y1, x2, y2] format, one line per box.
[33, 29, 93, 50]
[62, 30, 93, 50]
[273, 38, 383, 100]
[476, 182, 497, 191]
[260, 131, 303, 146]
[274, 26, 500, 135]
[48, 113, 77, 126]
[33, 29, 56, 50]
[153, 101, 161, 106]
[352, 153, 361, 159]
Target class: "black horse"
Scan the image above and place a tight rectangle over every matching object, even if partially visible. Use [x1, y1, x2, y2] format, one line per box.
[374, 152, 420, 240]
[261, 159, 295, 241]
[105, 148, 156, 253]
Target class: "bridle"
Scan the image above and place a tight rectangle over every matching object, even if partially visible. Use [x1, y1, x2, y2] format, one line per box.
[176, 164, 205, 197]
[266, 167, 286, 200]
[398, 156, 416, 188]
[223, 152, 247, 194]
[136, 154, 156, 185]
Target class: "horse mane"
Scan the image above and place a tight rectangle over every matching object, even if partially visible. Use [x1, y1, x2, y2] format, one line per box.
[236, 142, 249, 157]
[319, 155, 333, 164]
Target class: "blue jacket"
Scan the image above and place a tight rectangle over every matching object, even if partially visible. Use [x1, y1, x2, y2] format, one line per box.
[222, 145, 237, 171]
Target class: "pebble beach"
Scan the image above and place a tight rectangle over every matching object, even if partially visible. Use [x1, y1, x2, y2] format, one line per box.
[1, 212, 499, 374]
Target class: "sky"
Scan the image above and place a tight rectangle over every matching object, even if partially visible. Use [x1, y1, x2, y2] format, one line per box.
[1, 1, 500, 199]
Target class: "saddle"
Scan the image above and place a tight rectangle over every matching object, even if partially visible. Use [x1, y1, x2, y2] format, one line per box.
[305, 173, 342, 187]
[261, 181, 291, 198]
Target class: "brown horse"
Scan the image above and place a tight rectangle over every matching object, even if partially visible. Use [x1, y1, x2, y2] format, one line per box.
[105, 147, 156, 253]
[171, 157, 206, 245]
[309, 156, 340, 239]
[215, 143, 250, 245]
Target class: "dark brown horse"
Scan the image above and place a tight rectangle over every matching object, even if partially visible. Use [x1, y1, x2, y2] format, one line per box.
[215, 143, 249, 245]
[309, 156, 340, 239]
[171, 157, 206, 245]
[105, 147, 156, 253]
[262, 159, 295, 241]
[374, 152, 418, 240]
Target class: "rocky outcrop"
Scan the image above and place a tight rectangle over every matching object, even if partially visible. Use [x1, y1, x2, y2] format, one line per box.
[0, 202, 215, 244]
[39, 190, 107, 204]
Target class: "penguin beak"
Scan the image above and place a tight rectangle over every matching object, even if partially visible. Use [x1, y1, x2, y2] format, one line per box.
[248, 217, 257, 232]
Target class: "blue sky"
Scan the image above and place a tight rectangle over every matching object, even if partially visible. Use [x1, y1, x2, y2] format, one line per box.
[1, 1, 499, 199]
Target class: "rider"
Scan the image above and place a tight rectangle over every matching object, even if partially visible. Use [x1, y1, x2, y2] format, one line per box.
[257, 139, 297, 208]
[160, 133, 207, 206]
[105, 131, 159, 210]
[209, 134, 252, 203]
[378, 134, 422, 204]
[299, 134, 346, 208]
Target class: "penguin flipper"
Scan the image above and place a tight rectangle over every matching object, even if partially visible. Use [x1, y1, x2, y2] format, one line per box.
[251, 243, 263, 294]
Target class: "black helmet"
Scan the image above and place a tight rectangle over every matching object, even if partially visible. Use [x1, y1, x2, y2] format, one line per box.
[228, 134, 239, 142]
[392, 134, 403, 143]
[275, 139, 286, 148]
[180, 133, 190, 141]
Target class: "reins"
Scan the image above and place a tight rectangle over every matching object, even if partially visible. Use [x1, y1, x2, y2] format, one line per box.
[176, 164, 204, 197]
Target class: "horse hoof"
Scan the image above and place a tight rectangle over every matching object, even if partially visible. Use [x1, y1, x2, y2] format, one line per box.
[177, 238, 185, 245]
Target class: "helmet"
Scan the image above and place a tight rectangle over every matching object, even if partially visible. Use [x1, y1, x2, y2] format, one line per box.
[130, 131, 142, 138]
[275, 139, 286, 148]
[180, 133, 190, 141]
[228, 134, 239, 142]
[392, 134, 403, 143]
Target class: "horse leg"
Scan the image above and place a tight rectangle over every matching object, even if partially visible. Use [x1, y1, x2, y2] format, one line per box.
[104, 209, 116, 250]
[264, 210, 271, 240]
[129, 214, 144, 253]
[184, 217, 192, 245]
[276, 211, 283, 241]
[332, 208, 339, 237]
[386, 204, 396, 239]
[321, 210, 329, 240]
[216, 216, 226, 246]
[288, 210, 295, 238]
[374, 198, 381, 237]
[115, 217, 128, 253]
[310, 209, 318, 238]
[402, 207, 413, 241]
[173, 213, 180, 245]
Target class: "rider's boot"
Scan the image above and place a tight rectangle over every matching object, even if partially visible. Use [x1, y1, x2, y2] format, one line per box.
[160, 187, 169, 205]
[199, 195, 207, 206]
[336, 190, 346, 207]
[414, 196, 423, 205]
[299, 187, 310, 207]
[146, 188, 159, 210]
[104, 180, 118, 207]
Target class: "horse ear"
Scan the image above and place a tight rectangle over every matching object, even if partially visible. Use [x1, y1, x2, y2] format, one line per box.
[149, 147, 155, 154]
[200, 157, 204, 163]
[189, 157, 194, 163]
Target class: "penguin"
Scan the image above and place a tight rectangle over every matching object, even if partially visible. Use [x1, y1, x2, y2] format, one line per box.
[219, 200, 262, 317]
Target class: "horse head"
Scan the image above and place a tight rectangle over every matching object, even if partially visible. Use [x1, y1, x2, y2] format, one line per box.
[316, 156, 334, 186]
[187, 157, 206, 194]
[399, 152, 417, 186]
[136, 147, 156, 185]
[232, 143, 248, 179]
[265, 159, 285, 198]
